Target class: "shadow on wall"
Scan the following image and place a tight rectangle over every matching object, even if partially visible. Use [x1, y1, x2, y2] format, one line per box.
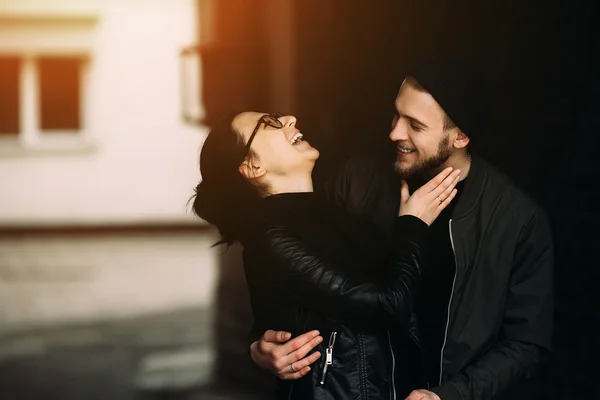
[211, 242, 276, 396]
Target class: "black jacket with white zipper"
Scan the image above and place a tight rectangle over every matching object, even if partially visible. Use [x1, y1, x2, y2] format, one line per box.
[243, 192, 429, 400]
[325, 154, 554, 400]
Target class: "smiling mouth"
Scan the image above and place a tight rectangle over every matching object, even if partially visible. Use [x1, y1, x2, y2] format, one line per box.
[397, 148, 415, 154]
[290, 132, 304, 145]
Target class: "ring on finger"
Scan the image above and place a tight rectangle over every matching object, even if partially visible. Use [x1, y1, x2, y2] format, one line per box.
[290, 362, 297, 372]
[437, 196, 443, 204]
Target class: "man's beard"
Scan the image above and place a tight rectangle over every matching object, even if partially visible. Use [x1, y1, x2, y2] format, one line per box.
[393, 135, 453, 180]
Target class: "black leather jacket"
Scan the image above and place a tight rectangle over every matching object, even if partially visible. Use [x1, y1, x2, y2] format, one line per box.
[243, 192, 429, 399]
[325, 155, 554, 400]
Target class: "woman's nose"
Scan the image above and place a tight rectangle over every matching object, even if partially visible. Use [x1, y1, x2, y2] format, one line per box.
[281, 115, 296, 127]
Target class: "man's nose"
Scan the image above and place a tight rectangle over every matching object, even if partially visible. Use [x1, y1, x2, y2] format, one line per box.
[389, 119, 408, 141]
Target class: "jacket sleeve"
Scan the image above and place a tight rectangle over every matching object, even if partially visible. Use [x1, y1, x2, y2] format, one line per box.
[258, 214, 428, 325]
[431, 208, 554, 400]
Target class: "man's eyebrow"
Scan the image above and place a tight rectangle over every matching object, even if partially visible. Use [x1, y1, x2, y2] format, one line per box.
[395, 110, 428, 129]
[408, 116, 428, 129]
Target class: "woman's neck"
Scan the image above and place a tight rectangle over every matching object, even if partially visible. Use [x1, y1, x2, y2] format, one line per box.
[265, 173, 314, 196]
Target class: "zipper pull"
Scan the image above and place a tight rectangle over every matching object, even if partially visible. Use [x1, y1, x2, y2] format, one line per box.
[319, 363, 329, 385]
[319, 352, 330, 385]
[319, 348, 333, 385]
[319, 332, 337, 385]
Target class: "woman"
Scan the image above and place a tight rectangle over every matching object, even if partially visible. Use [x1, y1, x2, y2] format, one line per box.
[193, 111, 459, 399]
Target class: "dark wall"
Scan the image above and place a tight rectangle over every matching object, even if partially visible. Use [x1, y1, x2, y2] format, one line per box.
[294, 1, 408, 178]
[294, 0, 597, 185]
[198, 0, 271, 126]
[293, 1, 598, 398]
[202, 0, 598, 397]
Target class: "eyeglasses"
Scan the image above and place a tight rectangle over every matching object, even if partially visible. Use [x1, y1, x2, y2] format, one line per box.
[243, 112, 284, 157]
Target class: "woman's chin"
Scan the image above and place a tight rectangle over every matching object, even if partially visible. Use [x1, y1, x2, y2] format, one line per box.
[302, 154, 318, 172]
[304, 147, 320, 161]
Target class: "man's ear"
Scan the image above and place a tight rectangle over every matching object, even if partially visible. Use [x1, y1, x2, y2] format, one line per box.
[453, 129, 470, 149]
[239, 158, 266, 180]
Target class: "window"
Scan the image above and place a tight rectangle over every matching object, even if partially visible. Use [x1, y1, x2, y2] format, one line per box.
[39, 57, 82, 131]
[0, 55, 90, 153]
[0, 16, 96, 154]
[0, 57, 21, 135]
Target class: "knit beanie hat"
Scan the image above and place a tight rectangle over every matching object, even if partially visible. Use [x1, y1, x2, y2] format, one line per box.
[404, 52, 492, 139]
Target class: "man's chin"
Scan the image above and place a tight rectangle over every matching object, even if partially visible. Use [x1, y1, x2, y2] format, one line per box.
[393, 161, 418, 180]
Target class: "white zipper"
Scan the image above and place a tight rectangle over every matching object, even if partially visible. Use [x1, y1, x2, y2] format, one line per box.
[439, 219, 459, 385]
[388, 330, 397, 400]
[319, 331, 337, 385]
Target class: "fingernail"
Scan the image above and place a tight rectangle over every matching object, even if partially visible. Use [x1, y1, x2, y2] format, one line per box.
[312, 330, 320, 337]
[284, 332, 292, 340]
[316, 336, 323, 343]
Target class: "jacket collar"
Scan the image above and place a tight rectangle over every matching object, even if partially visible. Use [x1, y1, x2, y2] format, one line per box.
[452, 152, 489, 220]
[262, 192, 317, 217]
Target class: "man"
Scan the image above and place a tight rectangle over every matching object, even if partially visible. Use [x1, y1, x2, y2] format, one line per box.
[249, 65, 554, 399]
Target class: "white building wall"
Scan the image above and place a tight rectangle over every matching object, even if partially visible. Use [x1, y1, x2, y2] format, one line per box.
[0, 0, 208, 226]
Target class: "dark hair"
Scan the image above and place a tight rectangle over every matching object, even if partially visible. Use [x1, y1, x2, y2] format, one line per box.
[191, 112, 266, 246]
[404, 76, 457, 132]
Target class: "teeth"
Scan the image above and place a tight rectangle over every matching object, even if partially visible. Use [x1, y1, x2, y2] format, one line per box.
[397, 147, 414, 153]
[290, 132, 303, 145]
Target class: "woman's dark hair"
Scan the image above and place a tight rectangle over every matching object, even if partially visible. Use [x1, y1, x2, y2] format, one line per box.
[192, 112, 266, 246]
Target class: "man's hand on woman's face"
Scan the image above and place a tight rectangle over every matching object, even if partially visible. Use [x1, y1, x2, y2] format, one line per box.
[249, 329, 323, 380]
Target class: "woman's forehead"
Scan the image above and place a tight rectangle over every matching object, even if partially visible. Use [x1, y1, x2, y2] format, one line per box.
[232, 111, 265, 136]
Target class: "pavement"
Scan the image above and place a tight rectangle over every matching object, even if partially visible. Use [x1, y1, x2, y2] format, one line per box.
[0, 308, 265, 400]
